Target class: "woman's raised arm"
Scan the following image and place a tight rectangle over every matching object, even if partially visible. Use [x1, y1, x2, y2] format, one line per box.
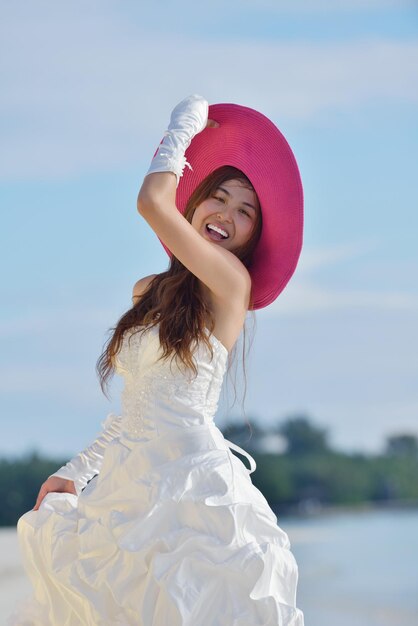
[137, 95, 251, 310]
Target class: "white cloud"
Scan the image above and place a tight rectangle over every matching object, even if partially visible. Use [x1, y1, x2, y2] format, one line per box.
[258, 241, 418, 317]
[269, 282, 418, 316]
[1, 3, 417, 179]
[296, 239, 382, 274]
[0, 307, 116, 339]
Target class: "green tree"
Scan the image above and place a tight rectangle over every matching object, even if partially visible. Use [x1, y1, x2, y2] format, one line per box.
[0, 451, 67, 526]
[384, 434, 418, 457]
[279, 415, 330, 455]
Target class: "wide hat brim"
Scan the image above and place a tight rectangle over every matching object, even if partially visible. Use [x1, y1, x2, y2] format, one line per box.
[159, 102, 304, 310]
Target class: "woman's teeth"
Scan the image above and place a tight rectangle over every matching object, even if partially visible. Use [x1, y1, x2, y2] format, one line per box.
[206, 224, 229, 239]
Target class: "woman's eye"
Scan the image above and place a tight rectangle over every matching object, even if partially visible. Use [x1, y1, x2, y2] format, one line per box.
[212, 196, 250, 217]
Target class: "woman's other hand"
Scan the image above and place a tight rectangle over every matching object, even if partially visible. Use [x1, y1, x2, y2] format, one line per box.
[32, 476, 77, 511]
[206, 118, 219, 128]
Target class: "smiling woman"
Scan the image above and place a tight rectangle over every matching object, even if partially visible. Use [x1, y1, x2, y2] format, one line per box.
[11, 94, 304, 626]
[192, 179, 260, 247]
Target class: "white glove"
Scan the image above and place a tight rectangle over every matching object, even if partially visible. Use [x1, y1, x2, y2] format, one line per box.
[145, 94, 209, 187]
[49, 412, 123, 496]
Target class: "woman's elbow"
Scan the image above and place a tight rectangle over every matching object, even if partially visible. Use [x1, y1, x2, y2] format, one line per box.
[137, 177, 165, 214]
[137, 172, 177, 214]
[137, 190, 148, 215]
[137, 184, 157, 215]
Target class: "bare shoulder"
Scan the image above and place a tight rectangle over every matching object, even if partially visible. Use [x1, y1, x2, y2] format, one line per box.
[132, 274, 158, 304]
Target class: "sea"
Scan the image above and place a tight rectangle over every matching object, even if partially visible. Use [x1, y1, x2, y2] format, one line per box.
[279, 505, 418, 626]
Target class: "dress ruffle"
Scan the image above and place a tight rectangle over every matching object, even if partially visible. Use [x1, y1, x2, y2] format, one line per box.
[11, 426, 303, 625]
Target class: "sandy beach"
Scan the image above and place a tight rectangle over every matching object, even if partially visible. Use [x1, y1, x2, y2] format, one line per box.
[0, 528, 32, 621]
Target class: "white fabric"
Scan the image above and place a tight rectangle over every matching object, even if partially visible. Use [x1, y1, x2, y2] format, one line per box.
[145, 94, 208, 187]
[9, 324, 304, 625]
[48, 412, 123, 496]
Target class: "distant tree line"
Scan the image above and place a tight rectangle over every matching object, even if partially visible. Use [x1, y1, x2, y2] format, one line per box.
[224, 415, 418, 514]
[1, 415, 417, 526]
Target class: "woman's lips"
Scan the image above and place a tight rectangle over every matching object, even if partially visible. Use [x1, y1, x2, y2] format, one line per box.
[205, 224, 226, 241]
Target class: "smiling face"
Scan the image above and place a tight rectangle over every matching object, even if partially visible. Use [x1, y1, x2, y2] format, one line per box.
[191, 179, 259, 251]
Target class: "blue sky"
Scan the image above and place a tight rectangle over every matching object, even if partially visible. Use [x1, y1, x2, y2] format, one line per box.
[1, 0, 417, 458]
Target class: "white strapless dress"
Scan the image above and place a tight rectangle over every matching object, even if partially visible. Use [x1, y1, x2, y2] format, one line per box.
[8, 324, 304, 625]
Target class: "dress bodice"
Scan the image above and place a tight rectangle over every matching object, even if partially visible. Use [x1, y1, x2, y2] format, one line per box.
[114, 324, 229, 443]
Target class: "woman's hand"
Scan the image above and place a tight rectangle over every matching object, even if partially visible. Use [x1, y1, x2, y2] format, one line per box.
[144, 95, 219, 188]
[32, 476, 77, 511]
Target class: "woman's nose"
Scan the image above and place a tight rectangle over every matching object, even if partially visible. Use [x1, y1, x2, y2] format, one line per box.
[217, 211, 232, 223]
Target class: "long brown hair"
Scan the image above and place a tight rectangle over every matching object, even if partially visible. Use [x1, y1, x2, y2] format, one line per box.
[96, 165, 263, 401]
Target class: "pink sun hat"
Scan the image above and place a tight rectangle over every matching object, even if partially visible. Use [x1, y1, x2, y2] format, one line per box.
[158, 102, 304, 310]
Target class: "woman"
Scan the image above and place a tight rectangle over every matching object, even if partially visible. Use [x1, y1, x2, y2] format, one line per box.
[9, 95, 304, 625]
